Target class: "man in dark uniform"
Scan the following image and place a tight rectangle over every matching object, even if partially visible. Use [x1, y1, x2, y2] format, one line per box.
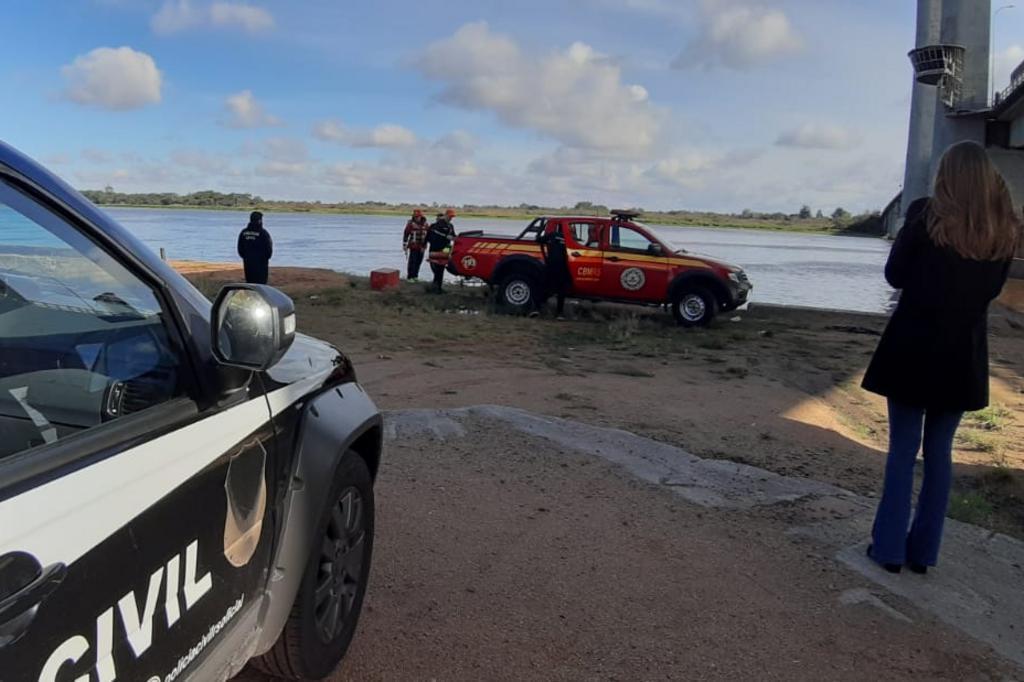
[537, 226, 572, 318]
[237, 211, 273, 284]
[426, 208, 457, 293]
[402, 209, 429, 281]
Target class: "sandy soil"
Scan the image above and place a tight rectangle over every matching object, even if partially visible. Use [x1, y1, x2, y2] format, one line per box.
[178, 264, 1024, 680]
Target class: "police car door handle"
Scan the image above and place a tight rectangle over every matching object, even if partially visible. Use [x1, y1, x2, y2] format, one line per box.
[0, 555, 66, 646]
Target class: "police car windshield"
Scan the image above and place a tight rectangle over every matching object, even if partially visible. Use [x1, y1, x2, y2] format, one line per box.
[0, 201, 157, 319]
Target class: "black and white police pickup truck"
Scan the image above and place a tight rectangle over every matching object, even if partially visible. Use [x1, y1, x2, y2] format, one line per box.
[0, 141, 382, 681]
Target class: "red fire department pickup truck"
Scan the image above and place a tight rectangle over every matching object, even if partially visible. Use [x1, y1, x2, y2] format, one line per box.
[447, 212, 752, 326]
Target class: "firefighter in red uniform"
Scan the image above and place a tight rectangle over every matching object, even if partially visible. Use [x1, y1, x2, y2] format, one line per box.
[426, 209, 457, 293]
[402, 209, 429, 281]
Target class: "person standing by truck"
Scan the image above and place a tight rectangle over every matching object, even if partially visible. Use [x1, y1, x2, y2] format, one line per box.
[537, 226, 572, 318]
[403, 209, 429, 281]
[426, 208, 457, 293]
[237, 210, 273, 284]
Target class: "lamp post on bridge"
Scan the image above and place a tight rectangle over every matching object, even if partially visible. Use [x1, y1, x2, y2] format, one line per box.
[992, 4, 1016, 105]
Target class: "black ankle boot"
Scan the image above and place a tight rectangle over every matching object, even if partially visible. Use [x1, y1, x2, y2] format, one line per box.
[908, 563, 928, 575]
[866, 545, 902, 574]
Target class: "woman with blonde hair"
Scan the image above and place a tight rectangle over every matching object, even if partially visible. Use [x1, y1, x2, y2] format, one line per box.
[862, 140, 1019, 575]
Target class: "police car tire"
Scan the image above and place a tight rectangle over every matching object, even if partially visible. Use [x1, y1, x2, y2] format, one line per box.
[252, 454, 375, 680]
[497, 271, 540, 314]
[672, 286, 718, 328]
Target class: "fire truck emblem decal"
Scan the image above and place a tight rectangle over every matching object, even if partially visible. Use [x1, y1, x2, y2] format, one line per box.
[461, 255, 477, 271]
[620, 267, 645, 291]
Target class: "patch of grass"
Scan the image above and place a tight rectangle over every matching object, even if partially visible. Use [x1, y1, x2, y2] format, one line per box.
[850, 422, 878, 441]
[956, 430, 997, 453]
[308, 288, 348, 306]
[965, 405, 1011, 431]
[948, 491, 995, 526]
[608, 315, 641, 343]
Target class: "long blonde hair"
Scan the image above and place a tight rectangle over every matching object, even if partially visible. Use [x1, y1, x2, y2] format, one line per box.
[928, 141, 1021, 261]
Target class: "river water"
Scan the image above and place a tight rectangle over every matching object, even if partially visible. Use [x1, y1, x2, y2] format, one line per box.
[107, 207, 895, 314]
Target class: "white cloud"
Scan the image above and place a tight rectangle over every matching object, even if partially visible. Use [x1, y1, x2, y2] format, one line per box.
[223, 90, 280, 128]
[62, 46, 162, 110]
[776, 123, 860, 150]
[313, 120, 418, 148]
[209, 2, 274, 31]
[674, 1, 803, 70]
[416, 22, 661, 155]
[152, 0, 274, 34]
[994, 45, 1024, 93]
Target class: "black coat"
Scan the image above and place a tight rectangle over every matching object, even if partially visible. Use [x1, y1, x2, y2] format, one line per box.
[426, 219, 455, 253]
[537, 230, 571, 289]
[861, 198, 1012, 412]
[237, 224, 273, 285]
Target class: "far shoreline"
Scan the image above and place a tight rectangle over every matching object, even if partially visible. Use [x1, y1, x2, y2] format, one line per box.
[103, 204, 887, 239]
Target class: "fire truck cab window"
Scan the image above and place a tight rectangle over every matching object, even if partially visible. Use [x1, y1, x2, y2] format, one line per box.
[609, 225, 656, 253]
[567, 222, 598, 248]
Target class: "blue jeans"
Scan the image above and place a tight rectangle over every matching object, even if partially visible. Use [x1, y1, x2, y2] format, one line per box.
[870, 399, 963, 567]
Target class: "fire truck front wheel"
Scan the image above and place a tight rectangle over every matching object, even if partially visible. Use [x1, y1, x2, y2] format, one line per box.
[672, 286, 718, 328]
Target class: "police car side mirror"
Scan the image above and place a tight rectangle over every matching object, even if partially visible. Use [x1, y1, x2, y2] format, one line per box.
[211, 284, 296, 371]
[648, 243, 664, 255]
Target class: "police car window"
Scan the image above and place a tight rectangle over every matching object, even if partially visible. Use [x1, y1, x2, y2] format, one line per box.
[0, 180, 183, 460]
[609, 225, 655, 252]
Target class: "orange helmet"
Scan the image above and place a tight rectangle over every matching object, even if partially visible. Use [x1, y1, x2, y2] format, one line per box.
[445, 208, 457, 218]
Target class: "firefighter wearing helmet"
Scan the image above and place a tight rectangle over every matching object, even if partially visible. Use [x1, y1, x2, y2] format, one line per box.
[426, 208, 457, 293]
[402, 208, 429, 281]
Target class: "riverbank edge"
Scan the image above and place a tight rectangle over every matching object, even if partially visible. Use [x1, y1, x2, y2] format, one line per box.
[170, 259, 1023, 315]
[103, 203, 883, 237]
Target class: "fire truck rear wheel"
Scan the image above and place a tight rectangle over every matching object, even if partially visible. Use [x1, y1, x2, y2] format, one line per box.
[497, 271, 540, 314]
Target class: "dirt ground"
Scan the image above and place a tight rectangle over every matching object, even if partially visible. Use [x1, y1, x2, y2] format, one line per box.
[179, 263, 1024, 680]
[179, 262, 1024, 540]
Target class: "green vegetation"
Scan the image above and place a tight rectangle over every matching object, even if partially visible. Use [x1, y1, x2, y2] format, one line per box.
[956, 430, 998, 453]
[948, 491, 996, 526]
[965, 404, 1012, 431]
[81, 189, 886, 236]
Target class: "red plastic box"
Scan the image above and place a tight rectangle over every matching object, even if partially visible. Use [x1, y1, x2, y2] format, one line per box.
[370, 268, 400, 291]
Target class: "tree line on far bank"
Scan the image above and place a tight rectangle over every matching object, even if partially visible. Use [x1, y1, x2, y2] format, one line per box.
[79, 188, 885, 235]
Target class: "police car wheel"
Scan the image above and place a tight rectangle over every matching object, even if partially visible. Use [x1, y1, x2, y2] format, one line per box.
[498, 272, 539, 314]
[252, 454, 374, 680]
[672, 286, 718, 328]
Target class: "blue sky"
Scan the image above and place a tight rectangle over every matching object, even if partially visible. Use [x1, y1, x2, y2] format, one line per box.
[3, 0, 1024, 213]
